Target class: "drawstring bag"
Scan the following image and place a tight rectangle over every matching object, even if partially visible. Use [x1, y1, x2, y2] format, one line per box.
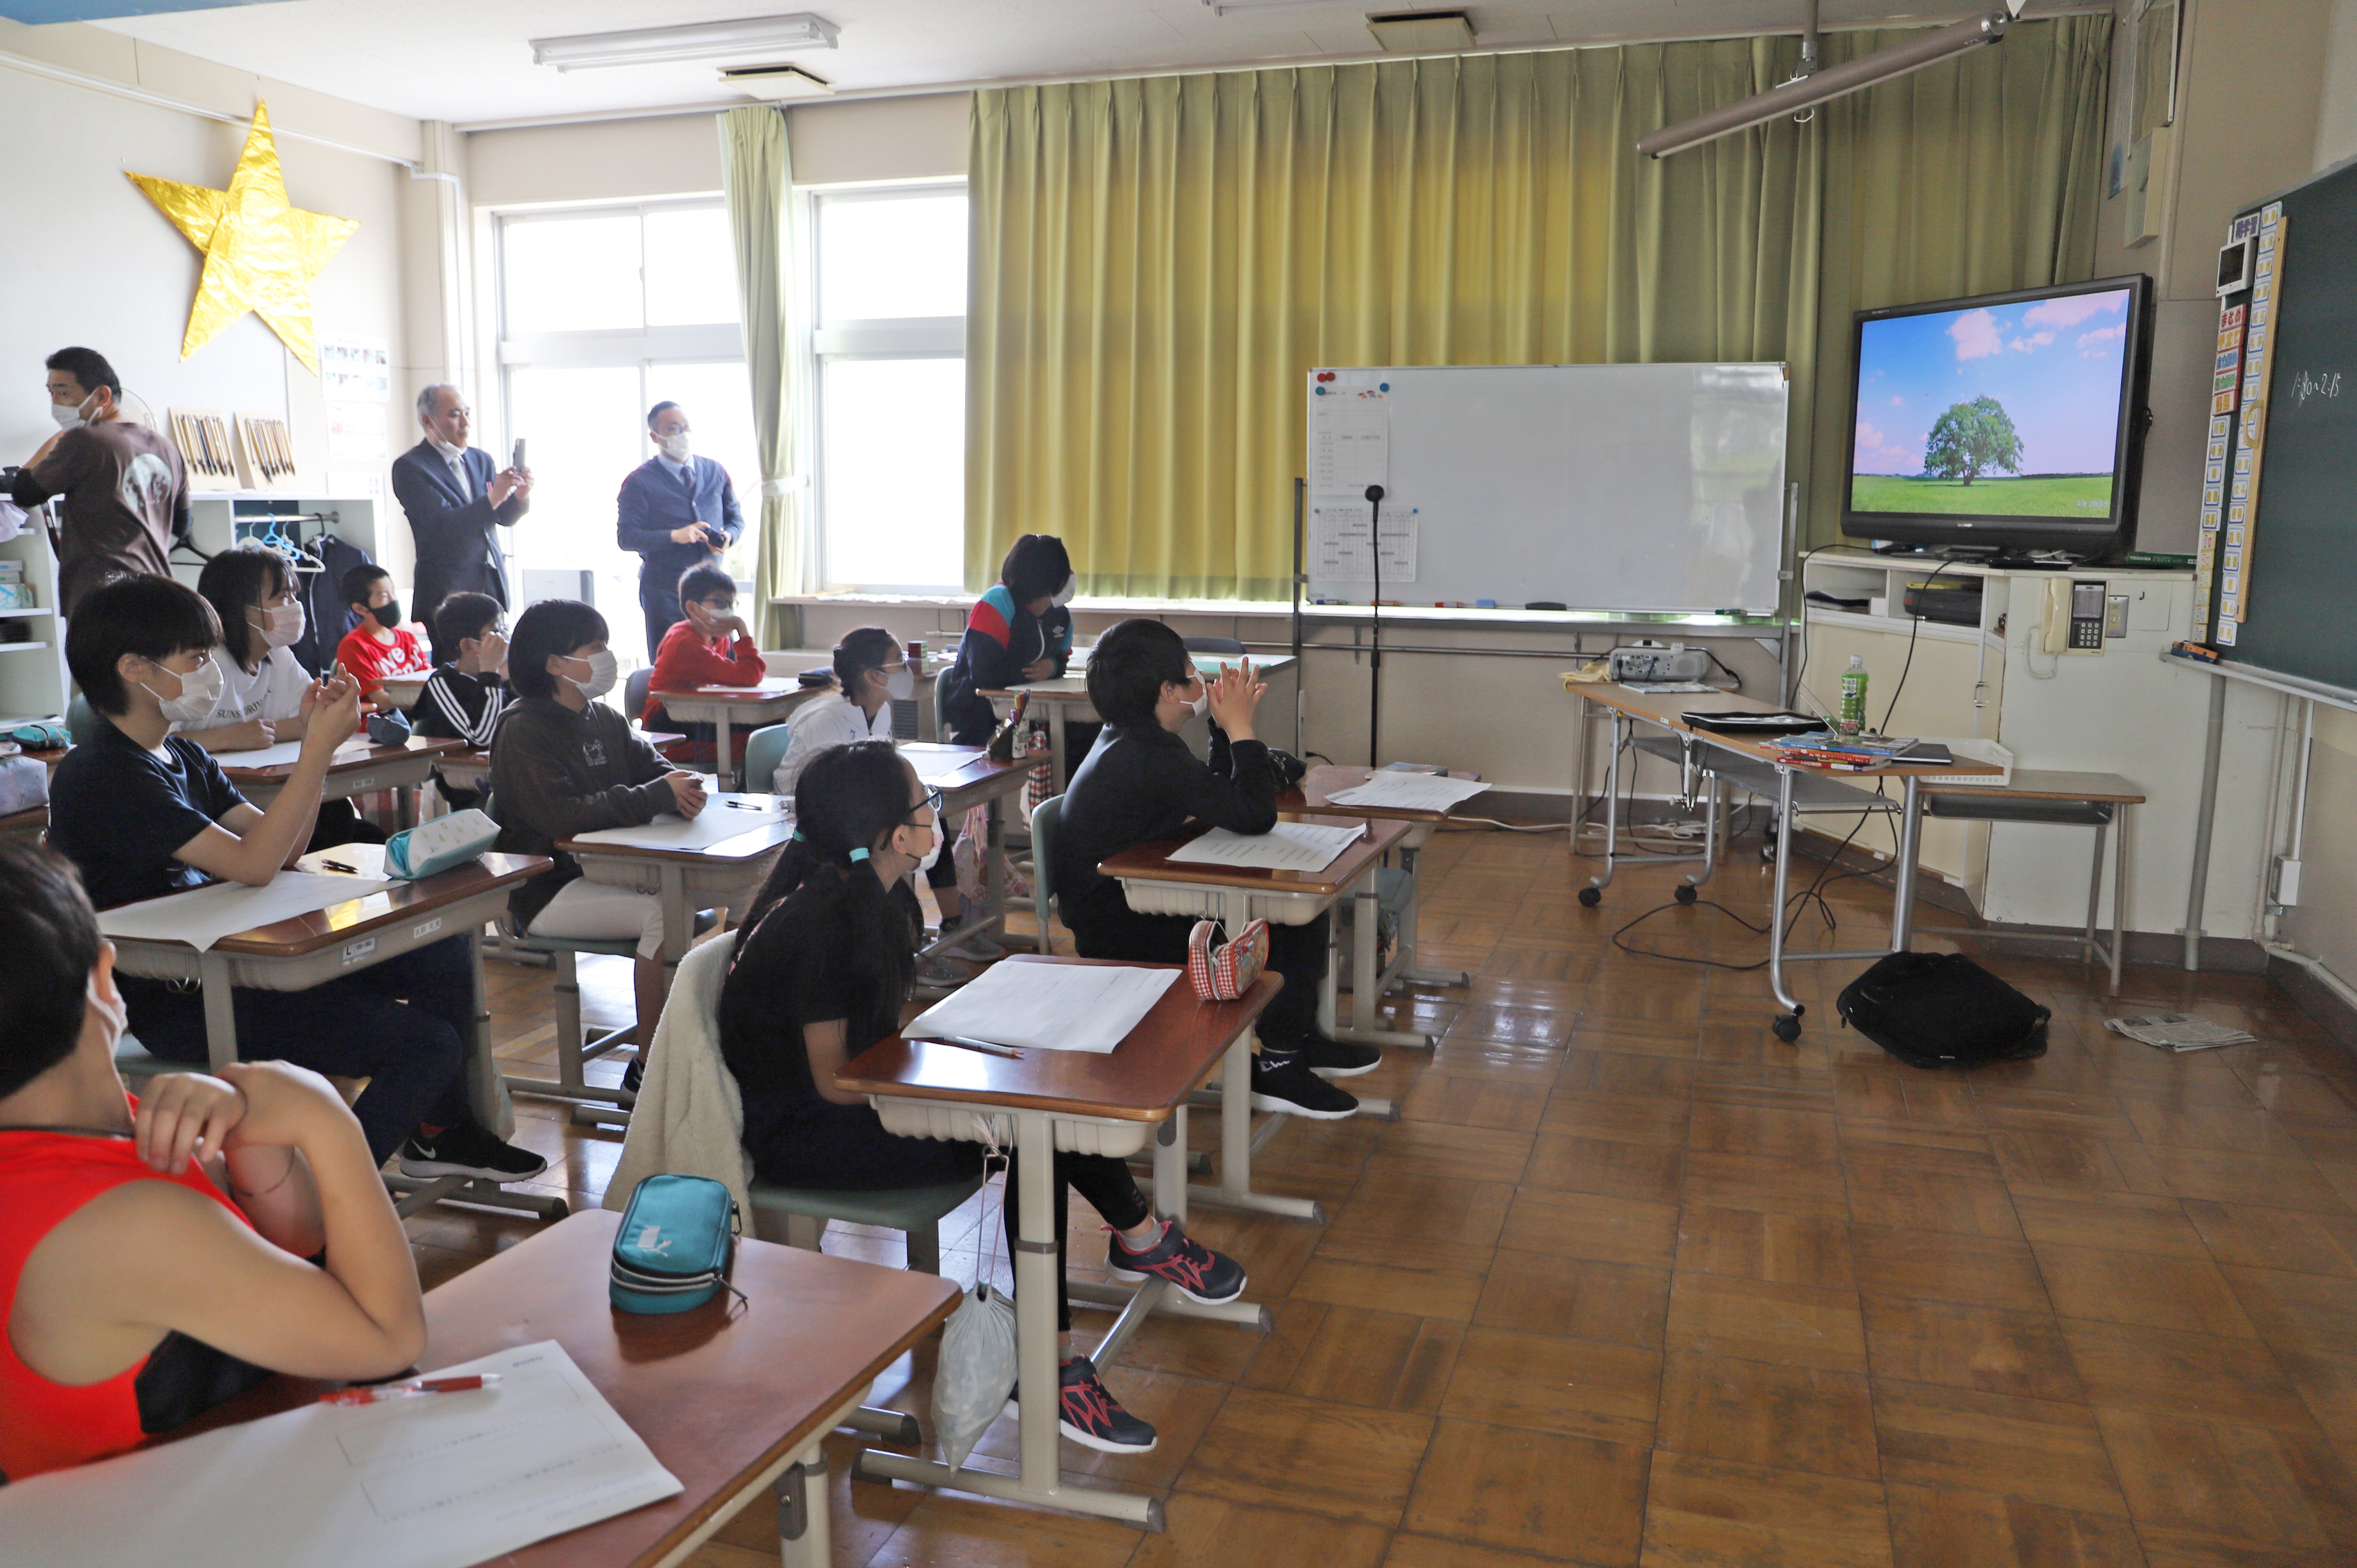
[932, 1118, 1018, 1471]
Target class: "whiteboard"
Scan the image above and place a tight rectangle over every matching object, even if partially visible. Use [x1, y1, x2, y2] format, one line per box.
[1305, 363, 1789, 615]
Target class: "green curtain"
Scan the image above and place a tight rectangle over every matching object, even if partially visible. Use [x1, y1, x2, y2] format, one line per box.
[966, 17, 2110, 599]
[718, 105, 811, 645]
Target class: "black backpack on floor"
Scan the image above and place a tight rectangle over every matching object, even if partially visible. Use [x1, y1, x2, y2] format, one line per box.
[1835, 951, 2049, 1069]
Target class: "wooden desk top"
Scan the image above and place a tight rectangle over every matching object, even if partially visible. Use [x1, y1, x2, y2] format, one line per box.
[651, 677, 815, 705]
[219, 735, 464, 782]
[901, 743, 1027, 795]
[104, 851, 549, 958]
[837, 955, 1279, 1120]
[1096, 812, 1412, 897]
[1564, 683, 2002, 782]
[154, 1209, 960, 1568]
[1277, 765, 1483, 824]
[1920, 767, 2144, 804]
[558, 803, 797, 864]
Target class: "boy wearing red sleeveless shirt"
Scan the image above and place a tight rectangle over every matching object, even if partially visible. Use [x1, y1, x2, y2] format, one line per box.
[0, 845, 426, 1482]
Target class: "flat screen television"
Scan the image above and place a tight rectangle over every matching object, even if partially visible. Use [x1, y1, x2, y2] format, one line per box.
[1841, 274, 2154, 557]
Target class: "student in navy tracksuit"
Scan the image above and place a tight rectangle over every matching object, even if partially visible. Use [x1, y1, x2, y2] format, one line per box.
[938, 534, 1075, 746]
[614, 401, 744, 661]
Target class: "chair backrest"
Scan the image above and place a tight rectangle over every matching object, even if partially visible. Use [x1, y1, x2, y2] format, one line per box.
[1184, 636, 1248, 655]
[624, 665, 653, 725]
[1029, 794, 1062, 919]
[933, 655, 955, 733]
[743, 722, 792, 797]
[66, 693, 99, 746]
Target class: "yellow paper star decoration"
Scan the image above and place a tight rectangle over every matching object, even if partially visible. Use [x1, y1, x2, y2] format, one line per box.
[126, 101, 359, 375]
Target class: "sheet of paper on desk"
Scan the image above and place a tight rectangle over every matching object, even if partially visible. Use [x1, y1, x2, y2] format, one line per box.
[0, 1340, 680, 1568]
[907, 961, 1182, 1054]
[1167, 821, 1364, 872]
[97, 870, 394, 951]
[214, 736, 378, 770]
[569, 794, 782, 851]
[1325, 774, 1492, 811]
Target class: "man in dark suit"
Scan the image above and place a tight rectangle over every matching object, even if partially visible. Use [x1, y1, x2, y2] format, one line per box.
[616, 400, 743, 660]
[393, 383, 532, 650]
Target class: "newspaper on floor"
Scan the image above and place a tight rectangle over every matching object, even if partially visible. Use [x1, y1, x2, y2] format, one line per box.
[2104, 1013, 2257, 1053]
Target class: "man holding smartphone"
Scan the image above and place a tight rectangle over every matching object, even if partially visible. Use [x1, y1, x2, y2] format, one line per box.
[615, 400, 743, 661]
[392, 383, 532, 656]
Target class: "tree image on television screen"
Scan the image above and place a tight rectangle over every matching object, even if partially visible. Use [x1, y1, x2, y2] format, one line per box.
[1922, 396, 2024, 486]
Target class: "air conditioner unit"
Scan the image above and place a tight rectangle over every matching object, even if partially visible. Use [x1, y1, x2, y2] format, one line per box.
[721, 62, 835, 99]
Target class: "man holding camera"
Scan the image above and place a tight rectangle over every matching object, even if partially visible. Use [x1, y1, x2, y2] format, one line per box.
[615, 400, 743, 661]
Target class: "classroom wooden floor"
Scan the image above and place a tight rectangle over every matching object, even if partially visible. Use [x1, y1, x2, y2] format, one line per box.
[420, 825, 2357, 1568]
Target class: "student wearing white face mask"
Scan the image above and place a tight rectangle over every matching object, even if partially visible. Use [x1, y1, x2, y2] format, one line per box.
[616, 402, 744, 663]
[939, 534, 1079, 747]
[491, 599, 707, 1078]
[640, 564, 767, 770]
[180, 547, 324, 755]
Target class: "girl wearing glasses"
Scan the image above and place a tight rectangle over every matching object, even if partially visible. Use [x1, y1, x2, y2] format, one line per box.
[718, 741, 1244, 1456]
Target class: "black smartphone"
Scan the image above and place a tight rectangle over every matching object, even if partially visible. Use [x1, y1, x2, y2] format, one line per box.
[510, 438, 526, 470]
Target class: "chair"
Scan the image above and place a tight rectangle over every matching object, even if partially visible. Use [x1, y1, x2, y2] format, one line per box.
[1027, 794, 1063, 955]
[500, 909, 721, 1128]
[623, 666, 653, 728]
[743, 722, 792, 798]
[66, 694, 99, 746]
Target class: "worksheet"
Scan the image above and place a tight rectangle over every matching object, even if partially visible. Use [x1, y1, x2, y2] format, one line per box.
[214, 735, 381, 770]
[1307, 498, 1419, 583]
[1324, 774, 1492, 812]
[97, 869, 394, 951]
[1166, 821, 1365, 873]
[0, 1341, 681, 1568]
[1310, 404, 1389, 492]
[569, 793, 785, 852]
[905, 961, 1182, 1054]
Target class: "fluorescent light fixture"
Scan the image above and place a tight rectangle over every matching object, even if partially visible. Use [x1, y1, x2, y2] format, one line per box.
[530, 12, 838, 73]
[1637, 9, 2013, 160]
[721, 61, 835, 100]
[1366, 8, 1474, 51]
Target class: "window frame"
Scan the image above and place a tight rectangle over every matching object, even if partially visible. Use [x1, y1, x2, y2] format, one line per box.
[805, 179, 969, 596]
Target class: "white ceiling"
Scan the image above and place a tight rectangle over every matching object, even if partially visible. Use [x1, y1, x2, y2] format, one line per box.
[90, 0, 2018, 127]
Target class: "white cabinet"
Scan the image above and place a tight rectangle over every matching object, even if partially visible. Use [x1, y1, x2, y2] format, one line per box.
[1801, 549, 2269, 939]
[0, 517, 68, 727]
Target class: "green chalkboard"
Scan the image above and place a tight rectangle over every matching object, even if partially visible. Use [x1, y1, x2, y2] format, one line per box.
[2216, 159, 2357, 694]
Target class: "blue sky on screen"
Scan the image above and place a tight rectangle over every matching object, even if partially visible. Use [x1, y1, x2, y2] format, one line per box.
[1852, 287, 2131, 476]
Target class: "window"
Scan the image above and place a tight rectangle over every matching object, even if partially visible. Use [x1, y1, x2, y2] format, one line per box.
[496, 202, 755, 661]
[811, 185, 967, 594]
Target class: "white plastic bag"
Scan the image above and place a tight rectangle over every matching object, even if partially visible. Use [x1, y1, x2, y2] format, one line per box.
[931, 1116, 1018, 1470]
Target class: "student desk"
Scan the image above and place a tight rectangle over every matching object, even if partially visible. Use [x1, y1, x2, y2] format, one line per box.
[1097, 814, 1413, 1220]
[648, 678, 823, 792]
[143, 1209, 960, 1568]
[375, 672, 429, 712]
[558, 803, 795, 968]
[104, 849, 563, 1224]
[837, 956, 1280, 1531]
[0, 804, 44, 847]
[903, 743, 1035, 959]
[1565, 684, 2001, 1037]
[224, 735, 464, 831]
[982, 652, 1301, 793]
[1278, 765, 1486, 1041]
[425, 734, 687, 807]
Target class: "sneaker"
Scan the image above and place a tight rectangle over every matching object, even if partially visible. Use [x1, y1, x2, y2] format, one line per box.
[915, 955, 968, 988]
[946, 927, 1007, 962]
[620, 1054, 645, 1096]
[1046, 1354, 1158, 1453]
[398, 1124, 550, 1183]
[1106, 1219, 1247, 1304]
[1295, 1035, 1382, 1079]
[1249, 1058, 1361, 1120]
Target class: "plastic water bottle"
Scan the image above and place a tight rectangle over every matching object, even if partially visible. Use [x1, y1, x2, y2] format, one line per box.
[1839, 655, 1869, 736]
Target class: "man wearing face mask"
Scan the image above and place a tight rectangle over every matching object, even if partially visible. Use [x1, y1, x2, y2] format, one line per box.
[7, 347, 189, 616]
[392, 383, 531, 647]
[615, 402, 743, 662]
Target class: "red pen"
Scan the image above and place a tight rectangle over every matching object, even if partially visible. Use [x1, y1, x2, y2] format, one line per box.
[320, 1373, 502, 1405]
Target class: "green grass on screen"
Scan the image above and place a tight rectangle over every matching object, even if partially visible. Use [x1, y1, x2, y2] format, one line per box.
[1851, 473, 2113, 517]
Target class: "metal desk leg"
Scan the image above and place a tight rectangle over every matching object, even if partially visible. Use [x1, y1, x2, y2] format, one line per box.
[2083, 821, 2108, 976]
[1047, 702, 1069, 793]
[1582, 711, 1626, 905]
[200, 951, 239, 1073]
[775, 1435, 831, 1568]
[1342, 861, 1436, 1049]
[2112, 804, 2130, 996]
[1398, 843, 1469, 988]
[1681, 774, 1722, 899]
[981, 792, 1026, 956]
[1768, 766, 1803, 1036]
[1889, 777, 1924, 952]
[853, 1107, 1164, 1530]
[660, 864, 694, 969]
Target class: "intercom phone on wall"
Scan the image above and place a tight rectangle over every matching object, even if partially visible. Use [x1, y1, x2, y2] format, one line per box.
[2039, 578, 2109, 654]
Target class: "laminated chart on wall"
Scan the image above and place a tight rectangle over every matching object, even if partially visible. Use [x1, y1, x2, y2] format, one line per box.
[1307, 498, 1419, 583]
[1309, 383, 1390, 495]
[2194, 300, 2246, 641]
[2218, 202, 2288, 646]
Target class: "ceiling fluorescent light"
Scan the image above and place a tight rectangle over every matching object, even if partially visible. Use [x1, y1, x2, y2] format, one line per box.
[1636, 7, 2018, 160]
[1365, 8, 1475, 52]
[721, 61, 835, 100]
[530, 13, 838, 73]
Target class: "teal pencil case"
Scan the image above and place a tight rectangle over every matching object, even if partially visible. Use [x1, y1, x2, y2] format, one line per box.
[610, 1174, 739, 1315]
[382, 808, 500, 880]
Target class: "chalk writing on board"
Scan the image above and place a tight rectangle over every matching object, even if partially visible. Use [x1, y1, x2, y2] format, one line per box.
[2290, 369, 2345, 406]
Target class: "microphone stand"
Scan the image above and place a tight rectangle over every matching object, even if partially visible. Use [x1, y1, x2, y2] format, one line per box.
[1365, 483, 1384, 768]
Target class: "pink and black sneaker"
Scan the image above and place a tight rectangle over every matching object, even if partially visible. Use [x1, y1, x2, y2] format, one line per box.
[1105, 1219, 1246, 1305]
[1052, 1354, 1157, 1452]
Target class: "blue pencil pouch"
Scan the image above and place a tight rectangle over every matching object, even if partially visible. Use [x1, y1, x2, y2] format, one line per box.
[610, 1174, 739, 1315]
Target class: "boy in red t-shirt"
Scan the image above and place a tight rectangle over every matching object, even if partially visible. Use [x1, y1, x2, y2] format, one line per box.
[334, 564, 433, 713]
[643, 564, 767, 766]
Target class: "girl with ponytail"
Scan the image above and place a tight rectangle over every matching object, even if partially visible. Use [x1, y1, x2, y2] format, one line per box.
[717, 739, 1247, 1456]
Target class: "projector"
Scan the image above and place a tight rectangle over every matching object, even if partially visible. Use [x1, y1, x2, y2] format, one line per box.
[1609, 644, 1711, 683]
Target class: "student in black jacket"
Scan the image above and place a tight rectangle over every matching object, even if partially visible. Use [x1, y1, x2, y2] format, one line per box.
[1054, 618, 1377, 1119]
[412, 592, 508, 810]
